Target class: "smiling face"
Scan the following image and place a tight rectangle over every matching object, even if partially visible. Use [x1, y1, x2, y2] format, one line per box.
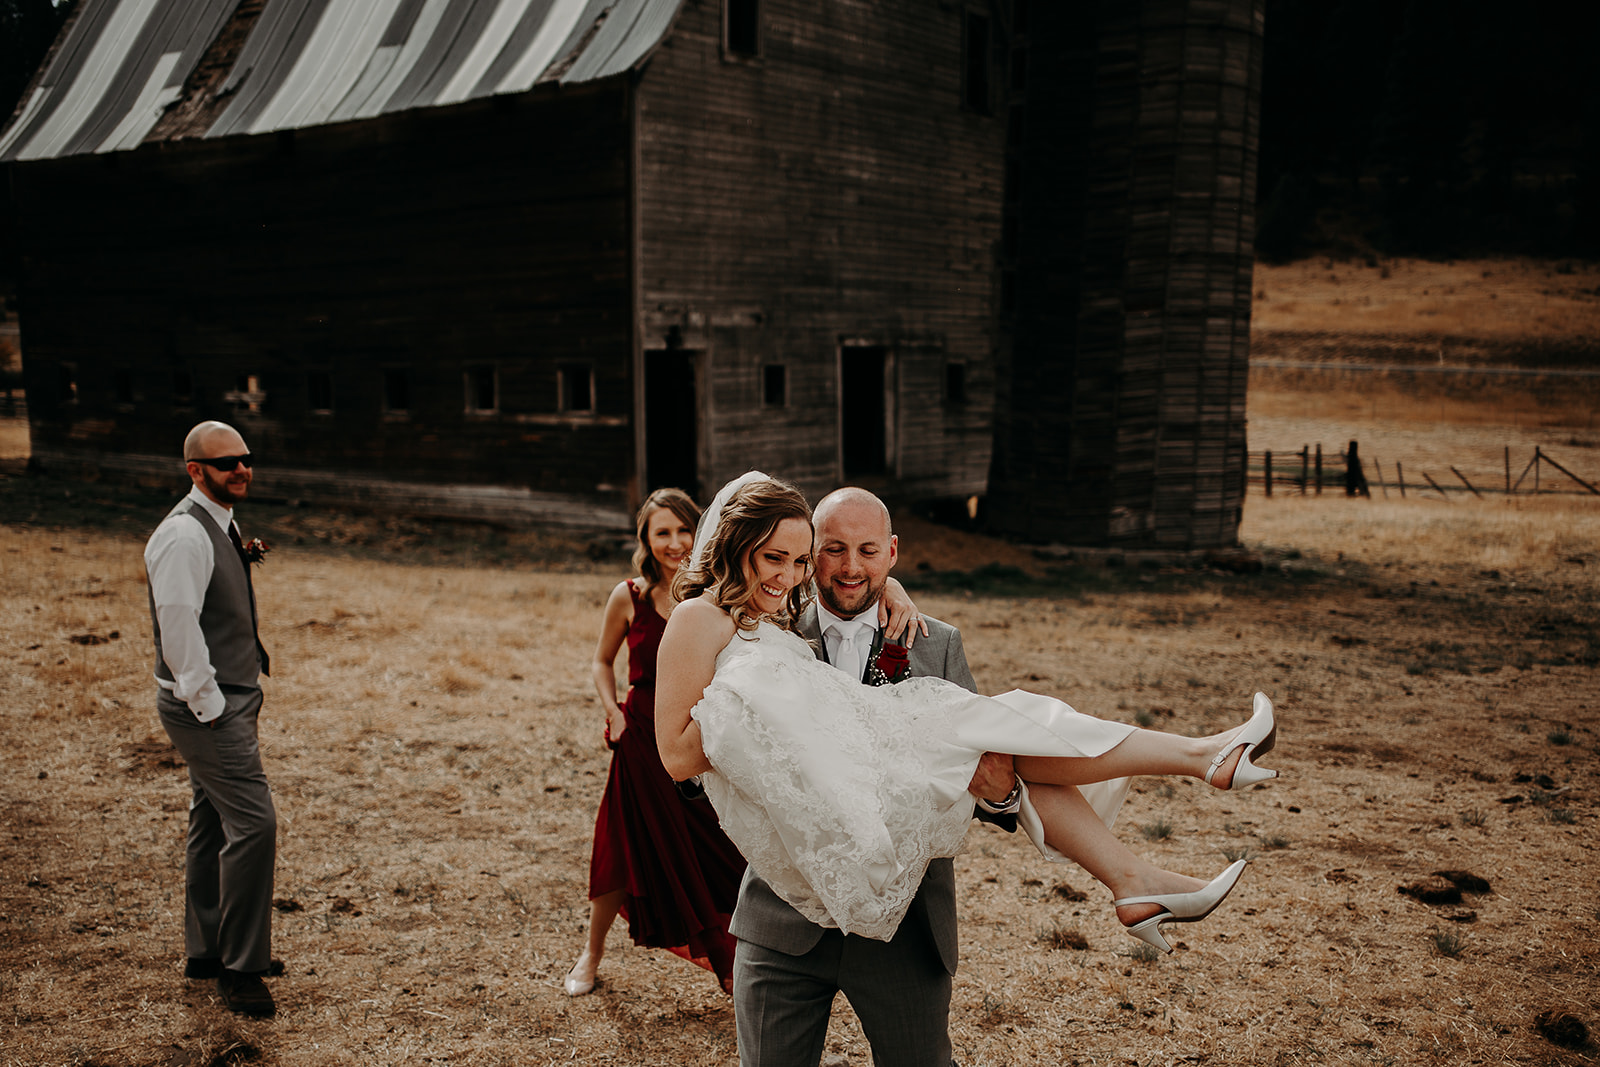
[743, 516, 815, 616]
[645, 505, 696, 579]
[813, 492, 897, 619]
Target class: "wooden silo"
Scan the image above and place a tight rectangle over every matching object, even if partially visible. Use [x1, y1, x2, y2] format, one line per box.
[987, 0, 1264, 551]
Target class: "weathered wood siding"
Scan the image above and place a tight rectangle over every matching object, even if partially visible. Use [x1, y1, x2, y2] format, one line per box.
[635, 0, 1004, 503]
[12, 85, 636, 523]
[987, 0, 1262, 550]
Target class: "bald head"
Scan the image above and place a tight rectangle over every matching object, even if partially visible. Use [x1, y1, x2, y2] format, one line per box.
[183, 421, 242, 463]
[813, 487, 892, 541]
[812, 487, 897, 619]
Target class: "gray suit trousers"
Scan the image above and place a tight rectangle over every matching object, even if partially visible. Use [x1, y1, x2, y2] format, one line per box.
[734, 913, 952, 1067]
[158, 685, 277, 973]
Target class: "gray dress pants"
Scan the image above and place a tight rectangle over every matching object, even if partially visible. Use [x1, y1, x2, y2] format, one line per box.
[734, 923, 954, 1067]
[158, 685, 276, 973]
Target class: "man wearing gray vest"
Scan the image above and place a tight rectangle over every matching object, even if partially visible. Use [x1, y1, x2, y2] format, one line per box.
[146, 421, 278, 1017]
[730, 487, 1024, 1067]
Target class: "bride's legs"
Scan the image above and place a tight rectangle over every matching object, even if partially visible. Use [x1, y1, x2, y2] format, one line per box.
[1025, 783, 1209, 926]
[1014, 717, 1263, 791]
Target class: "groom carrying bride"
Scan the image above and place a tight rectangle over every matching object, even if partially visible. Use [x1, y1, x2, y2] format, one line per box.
[729, 486, 1022, 1067]
[660, 474, 1275, 1067]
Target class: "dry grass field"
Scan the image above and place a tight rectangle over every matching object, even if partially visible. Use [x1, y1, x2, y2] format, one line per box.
[2, 257, 1598, 1067]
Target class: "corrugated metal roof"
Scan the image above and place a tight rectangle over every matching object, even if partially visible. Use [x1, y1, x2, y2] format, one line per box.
[0, 0, 681, 162]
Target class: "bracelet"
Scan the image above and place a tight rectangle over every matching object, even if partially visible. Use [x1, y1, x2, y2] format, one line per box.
[977, 775, 1023, 814]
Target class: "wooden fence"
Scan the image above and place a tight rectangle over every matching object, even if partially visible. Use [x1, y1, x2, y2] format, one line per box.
[1248, 442, 1600, 501]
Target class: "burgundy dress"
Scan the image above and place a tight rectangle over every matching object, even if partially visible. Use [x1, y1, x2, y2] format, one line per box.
[588, 580, 745, 991]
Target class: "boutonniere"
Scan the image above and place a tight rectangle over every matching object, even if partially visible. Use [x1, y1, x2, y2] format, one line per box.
[240, 538, 272, 565]
[865, 640, 910, 686]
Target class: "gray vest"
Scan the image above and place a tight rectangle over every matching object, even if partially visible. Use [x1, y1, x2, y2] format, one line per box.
[150, 498, 268, 687]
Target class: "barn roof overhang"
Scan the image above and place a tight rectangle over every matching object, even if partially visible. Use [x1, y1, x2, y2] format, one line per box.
[0, 0, 683, 163]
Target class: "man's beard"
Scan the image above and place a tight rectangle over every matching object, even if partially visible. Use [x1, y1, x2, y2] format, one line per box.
[819, 577, 883, 619]
[203, 468, 249, 504]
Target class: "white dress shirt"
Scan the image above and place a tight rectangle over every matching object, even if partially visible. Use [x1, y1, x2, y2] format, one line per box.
[816, 600, 879, 683]
[145, 486, 236, 722]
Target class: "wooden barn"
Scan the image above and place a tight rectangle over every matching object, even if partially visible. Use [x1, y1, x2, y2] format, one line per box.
[4, 0, 1264, 550]
[1, 0, 1006, 528]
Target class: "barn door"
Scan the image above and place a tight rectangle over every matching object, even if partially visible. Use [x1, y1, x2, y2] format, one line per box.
[841, 344, 891, 479]
[644, 348, 699, 498]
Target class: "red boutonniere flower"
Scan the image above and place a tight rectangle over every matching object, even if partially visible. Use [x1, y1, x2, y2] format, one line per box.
[866, 640, 910, 686]
[240, 538, 272, 565]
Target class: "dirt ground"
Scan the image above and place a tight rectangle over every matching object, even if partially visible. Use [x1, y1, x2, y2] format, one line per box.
[2, 258, 1598, 1067]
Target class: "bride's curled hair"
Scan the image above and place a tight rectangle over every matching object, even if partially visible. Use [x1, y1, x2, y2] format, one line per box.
[675, 477, 813, 631]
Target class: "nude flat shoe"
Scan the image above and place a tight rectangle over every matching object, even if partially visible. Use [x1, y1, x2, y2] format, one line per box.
[1113, 859, 1249, 953]
[1205, 692, 1278, 790]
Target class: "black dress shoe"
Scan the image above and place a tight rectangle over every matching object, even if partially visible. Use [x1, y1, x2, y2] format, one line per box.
[217, 970, 276, 1017]
[187, 957, 285, 979]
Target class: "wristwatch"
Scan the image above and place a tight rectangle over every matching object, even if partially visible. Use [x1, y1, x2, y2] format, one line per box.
[976, 775, 1024, 815]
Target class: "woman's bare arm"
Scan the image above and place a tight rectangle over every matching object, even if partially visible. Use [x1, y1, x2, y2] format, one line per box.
[655, 597, 737, 781]
[590, 580, 636, 739]
[878, 576, 929, 647]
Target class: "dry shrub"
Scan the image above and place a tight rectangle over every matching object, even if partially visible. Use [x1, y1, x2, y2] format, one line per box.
[1038, 925, 1089, 950]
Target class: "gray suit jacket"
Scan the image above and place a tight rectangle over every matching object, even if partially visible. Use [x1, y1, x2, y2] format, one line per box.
[727, 602, 977, 975]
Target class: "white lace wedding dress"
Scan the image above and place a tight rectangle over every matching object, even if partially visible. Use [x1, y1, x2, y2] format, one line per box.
[692, 621, 1136, 941]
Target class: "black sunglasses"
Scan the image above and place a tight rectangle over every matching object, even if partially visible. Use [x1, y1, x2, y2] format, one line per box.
[192, 453, 254, 472]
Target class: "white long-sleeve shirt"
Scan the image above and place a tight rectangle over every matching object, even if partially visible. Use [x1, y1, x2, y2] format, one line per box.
[145, 486, 236, 722]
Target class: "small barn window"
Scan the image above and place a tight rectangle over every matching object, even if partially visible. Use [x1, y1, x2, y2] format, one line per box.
[559, 364, 595, 413]
[946, 362, 968, 406]
[56, 364, 78, 406]
[963, 11, 992, 114]
[762, 364, 787, 407]
[172, 369, 193, 405]
[383, 368, 410, 414]
[307, 370, 333, 413]
[466, 365, 498, 414]
[725, 0, 760, 58]
[113, 368, 134, 405]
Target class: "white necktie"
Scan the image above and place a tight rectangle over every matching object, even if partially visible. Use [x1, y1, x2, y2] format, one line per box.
[827, 620, 866, 682]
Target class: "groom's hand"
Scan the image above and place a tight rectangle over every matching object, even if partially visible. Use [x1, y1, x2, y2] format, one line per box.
[968, 752, 1016, 805]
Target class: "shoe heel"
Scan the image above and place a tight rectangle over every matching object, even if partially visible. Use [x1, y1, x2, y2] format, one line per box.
[1206, 694, 1279, 790]
[1123, 916, 1174, 954]
[1229, 751, 1278, 789]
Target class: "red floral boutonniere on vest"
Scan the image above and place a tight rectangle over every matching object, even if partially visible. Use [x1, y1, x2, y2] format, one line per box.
[240, 538, 272, 565]
[865, 640, 910, 686]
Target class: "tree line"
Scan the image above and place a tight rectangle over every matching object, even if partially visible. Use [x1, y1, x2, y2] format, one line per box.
[1258, 0, 1599, 260]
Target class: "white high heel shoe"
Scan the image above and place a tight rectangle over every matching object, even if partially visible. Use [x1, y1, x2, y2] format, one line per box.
[1205, 692, 1278, 790]
[1113, 859, 1249, 953]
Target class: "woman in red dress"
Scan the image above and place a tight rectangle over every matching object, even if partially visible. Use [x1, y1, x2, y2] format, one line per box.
[565, 488, 746, 995]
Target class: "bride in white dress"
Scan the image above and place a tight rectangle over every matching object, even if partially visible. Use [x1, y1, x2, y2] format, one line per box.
[656, 474, 1279, 951]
